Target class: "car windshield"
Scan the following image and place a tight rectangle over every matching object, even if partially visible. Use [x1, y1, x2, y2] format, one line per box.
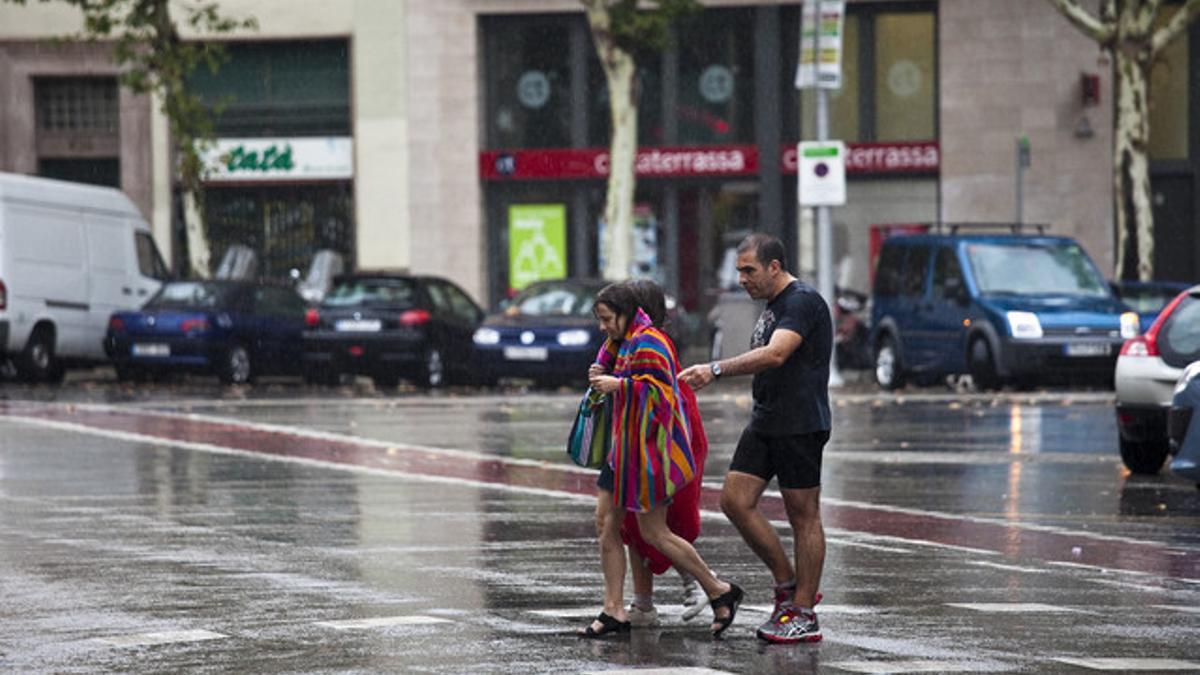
[145, 282, 233, 309]
[324, 278, 418, 308]
[966, 242, 1108, 297]
[511, 284, 598, 317]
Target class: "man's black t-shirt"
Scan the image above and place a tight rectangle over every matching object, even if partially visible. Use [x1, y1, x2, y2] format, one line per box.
[749, 280, 832, 436]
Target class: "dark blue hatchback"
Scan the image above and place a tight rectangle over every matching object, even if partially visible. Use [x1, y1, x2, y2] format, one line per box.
[105, 280, 307, 384]
[472, 279, 607, 388]
[868, 230, 1140, 390]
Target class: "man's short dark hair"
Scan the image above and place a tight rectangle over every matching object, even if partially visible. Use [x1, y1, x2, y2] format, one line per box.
[594, 282, 640, 322]
[737, 233, 788, 272]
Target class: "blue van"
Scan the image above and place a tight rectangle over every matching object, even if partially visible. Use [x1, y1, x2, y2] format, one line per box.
[868, 228, 1140, 390]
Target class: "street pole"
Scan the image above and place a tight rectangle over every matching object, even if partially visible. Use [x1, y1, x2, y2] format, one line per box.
[815, 87, 842, 387]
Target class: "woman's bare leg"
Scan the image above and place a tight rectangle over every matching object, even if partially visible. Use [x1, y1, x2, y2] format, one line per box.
[583, 489, 627, 633]
[635, 506, 733, 631]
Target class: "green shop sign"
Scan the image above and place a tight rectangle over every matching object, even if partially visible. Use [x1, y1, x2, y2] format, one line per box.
[509, 204, 567, 292]
[201, 137, 355, 182]
[223, 143, 295, 173]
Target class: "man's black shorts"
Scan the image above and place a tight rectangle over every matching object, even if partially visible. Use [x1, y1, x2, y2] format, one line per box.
[729, 428, 830, 489]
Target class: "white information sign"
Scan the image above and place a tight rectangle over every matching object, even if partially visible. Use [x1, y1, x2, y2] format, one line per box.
[797, 141, 846, 206]
[795, 1, 846, 90]
[202, 137, 354, 182]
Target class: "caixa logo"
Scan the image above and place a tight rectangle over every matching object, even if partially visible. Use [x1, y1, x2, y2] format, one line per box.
[494, 154, 517, 176]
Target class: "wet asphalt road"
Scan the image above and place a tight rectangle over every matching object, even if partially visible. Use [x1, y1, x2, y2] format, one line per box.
[0, 379, 1198, 674]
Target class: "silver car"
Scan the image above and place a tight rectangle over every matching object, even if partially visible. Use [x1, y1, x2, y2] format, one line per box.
[1114, 284, 1200, 473]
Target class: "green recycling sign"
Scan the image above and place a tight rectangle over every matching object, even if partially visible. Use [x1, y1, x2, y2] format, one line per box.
[508, 204, 567, 292]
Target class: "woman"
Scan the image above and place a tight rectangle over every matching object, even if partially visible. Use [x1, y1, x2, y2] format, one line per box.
[579, 282, 742, 639]
[595, 280, 709, 626]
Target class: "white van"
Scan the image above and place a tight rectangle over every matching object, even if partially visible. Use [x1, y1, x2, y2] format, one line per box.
[0, 172, 169, 382]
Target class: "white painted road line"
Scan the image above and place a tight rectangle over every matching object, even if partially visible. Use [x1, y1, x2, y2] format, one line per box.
[93, 630, 228, 648]
[827, 660, 989, 673]
[1152, 604, 1200, 614]
[315, 616, 452, 629]
[969, 561, 1052, 574]
[1050, 657, 1200, 671]
[583, 669, 734, 675]
[741, 603, 877, 615]
[945, 603, 1082, 613]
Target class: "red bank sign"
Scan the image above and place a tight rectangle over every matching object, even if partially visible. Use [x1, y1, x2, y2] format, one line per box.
[479, 146, 759, 180]
[480, 141, 938, 181]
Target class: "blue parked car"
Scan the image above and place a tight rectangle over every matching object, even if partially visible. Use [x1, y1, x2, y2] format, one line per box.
[472, 279, 607, 388]
[868, 228, 1140, 390]
[105, 280, 308, 384]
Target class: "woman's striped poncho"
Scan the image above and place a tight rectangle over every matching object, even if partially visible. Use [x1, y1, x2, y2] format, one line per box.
[597, 308, 697, 513]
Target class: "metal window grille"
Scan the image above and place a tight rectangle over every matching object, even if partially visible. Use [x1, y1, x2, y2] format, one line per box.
[202, 184, 356, 279]
[35, 78, 119, 133]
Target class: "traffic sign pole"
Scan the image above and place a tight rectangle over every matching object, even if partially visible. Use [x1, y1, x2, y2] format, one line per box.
[816, 88, 843, 387]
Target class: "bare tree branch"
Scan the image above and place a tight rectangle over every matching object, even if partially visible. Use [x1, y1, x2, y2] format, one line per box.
[1152, 0, 1200, 55]
[1046, 0, 1116, 44]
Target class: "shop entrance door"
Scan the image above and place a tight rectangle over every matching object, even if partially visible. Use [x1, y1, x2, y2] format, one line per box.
[1151, 172, 1197, 282]
[674, 182, 759, 314]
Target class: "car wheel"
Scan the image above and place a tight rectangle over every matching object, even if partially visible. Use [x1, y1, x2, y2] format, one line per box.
[968, 338, 1002, 391]
[17, 326, 64, 384]
[219, 343, 252, 385]
[873, 334, 906, 390]
[1119, 436, 1169, 474]
[418, 348, 445, 389]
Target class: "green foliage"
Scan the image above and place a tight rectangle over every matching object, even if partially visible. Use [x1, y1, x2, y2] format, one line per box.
[606, 0, 699, 56]
[4, 0, 257, 275]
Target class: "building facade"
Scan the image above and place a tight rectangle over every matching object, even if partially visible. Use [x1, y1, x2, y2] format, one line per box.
[0, 0, 1195, 311]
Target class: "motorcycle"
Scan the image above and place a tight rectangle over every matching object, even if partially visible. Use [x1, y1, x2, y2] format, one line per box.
[834, 286, 871, 370]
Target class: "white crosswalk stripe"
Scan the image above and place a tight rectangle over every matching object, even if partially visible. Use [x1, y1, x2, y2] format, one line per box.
[93, 630, 227, 648]
[1050, 657, 1200, 671]
[315, 615, 452, 629]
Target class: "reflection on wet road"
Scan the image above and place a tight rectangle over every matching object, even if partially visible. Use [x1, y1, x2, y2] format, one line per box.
[1, 390, 1198, 673]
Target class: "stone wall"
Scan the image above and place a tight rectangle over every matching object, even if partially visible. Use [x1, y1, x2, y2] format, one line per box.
[940, 0, 1115, 272]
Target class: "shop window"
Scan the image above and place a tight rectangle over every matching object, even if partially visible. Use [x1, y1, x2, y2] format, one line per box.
[188, 40, 351, 136]
[798, 15, 861, 142]
[485, 15, 574, 148]
[588, 59, 664, 147]
[1149, 9, 1189, 160]
[785, 4, 936, 143]
[874, 12, 936, 141]
[675, 8, 756, 144]
[203, 184, 355, 278]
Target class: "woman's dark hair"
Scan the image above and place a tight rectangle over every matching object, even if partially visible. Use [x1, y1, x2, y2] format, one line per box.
[626, 278, 667, 327]
[593, 282, 640, 322]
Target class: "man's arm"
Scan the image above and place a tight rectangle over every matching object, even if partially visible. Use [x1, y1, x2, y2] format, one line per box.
[679, 328, 803, 390]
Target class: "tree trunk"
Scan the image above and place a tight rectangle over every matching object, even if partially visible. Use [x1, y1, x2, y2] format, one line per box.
[584, 4, 638, 281]
[181, 189, 211, 278]
[1113, 49, 1154, 281]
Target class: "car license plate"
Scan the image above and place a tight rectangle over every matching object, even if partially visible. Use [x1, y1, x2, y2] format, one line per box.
[504, 346, 548, 361]
[132, 343, 170, 357]
[1064, 342, 1111, 357]
[335, 319, 382, 332]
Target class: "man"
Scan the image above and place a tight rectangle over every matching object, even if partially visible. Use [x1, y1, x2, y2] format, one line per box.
[680, 232, 832, 643]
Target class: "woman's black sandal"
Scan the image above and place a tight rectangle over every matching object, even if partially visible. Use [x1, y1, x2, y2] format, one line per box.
[578, 611, 632, 638]
[709, 583, 744, 638]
